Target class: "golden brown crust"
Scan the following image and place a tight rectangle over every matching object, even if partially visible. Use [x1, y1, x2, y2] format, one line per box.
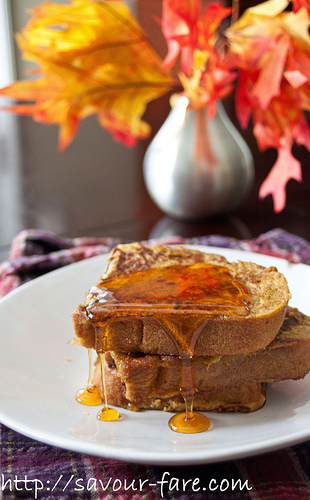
[72, 243, 290, 355]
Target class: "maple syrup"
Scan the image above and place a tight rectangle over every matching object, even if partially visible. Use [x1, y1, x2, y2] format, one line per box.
[169, 411, 211, 433]
[83, 263, 251, 433]
[75, 349, 119, 420]
[169, 350, 211, 433]
[75, 348, 102, 406]
[96, 353, 119, 421]
[75, 386, 103, 406]
[87, 263, 250, 318]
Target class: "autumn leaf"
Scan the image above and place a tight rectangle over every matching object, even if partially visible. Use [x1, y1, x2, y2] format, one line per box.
[161, 0, 202, 73]
[226, 0, 310, 211]
[292, 0, 310, 16]
[199, 2, 232, 49]
[179, 50, 236, 115]
[162, 1, 233, 111]
[259, 146, 302, 212]
[0, 0, 174, 150]
[161, 1, 231, 70]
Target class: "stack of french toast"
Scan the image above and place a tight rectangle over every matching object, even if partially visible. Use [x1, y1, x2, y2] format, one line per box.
[72, 243, 310, 413]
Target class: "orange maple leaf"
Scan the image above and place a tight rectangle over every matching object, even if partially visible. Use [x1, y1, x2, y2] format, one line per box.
[0, 0, 174, 150]
[199, 2, 232, 49]
[161, 1, 231, 70]
[259, 146, 302, 212]
[161, 0, 202, 73]
[226, 0, 310, 211]
[293, 0, 310, 16]
[180, 51, 236, 116]
[162, 0, 233, 111]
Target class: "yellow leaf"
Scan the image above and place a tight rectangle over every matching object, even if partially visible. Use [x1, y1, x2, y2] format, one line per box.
[235, 0, 289, 24]
[281, 7, 310, 47]
[0, 0, 174, 149]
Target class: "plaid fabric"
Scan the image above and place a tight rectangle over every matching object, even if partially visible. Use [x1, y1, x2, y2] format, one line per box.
[1, 228, 310, 499]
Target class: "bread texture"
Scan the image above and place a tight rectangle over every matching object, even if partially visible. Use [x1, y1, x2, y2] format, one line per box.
[92, 307, 310, 413]
[72, 243, 290, 356]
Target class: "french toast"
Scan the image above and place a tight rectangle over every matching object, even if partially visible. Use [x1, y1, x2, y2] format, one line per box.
[92, 307, 310, 412]
[72, 243, 290, 356]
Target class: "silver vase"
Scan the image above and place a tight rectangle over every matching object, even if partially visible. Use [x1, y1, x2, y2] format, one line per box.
[143, 96, 254, 219]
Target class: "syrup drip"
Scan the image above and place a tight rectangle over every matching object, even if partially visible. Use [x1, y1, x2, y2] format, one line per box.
[75, 348, 102, 406]
[169, 353, 211, 433]
[96, 353, 119, 421]
[84, 263, 251, 433]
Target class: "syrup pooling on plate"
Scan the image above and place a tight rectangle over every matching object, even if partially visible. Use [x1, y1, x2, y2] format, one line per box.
[85, 263, 252, 432]
[168, 354, 211, 433]
[169, 410, 211, 434]
[75, 350, 119, 420]
[75, 348, 103, 406]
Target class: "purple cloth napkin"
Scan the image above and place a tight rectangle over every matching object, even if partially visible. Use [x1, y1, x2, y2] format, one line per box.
[1, 228, 310, 499]
[1, 227, 309, 298]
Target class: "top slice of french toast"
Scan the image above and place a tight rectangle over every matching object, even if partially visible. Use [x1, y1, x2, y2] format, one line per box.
[72, 243, 290, 356]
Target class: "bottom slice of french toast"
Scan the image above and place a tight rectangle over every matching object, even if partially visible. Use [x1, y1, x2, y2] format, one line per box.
[92, 307, 310, 413]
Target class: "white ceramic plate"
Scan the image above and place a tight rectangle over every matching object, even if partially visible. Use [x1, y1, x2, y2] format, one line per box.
[1, 245, 310, 465]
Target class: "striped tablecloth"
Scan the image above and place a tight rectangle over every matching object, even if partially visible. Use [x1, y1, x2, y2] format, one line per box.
[1, 228, 310, 500]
